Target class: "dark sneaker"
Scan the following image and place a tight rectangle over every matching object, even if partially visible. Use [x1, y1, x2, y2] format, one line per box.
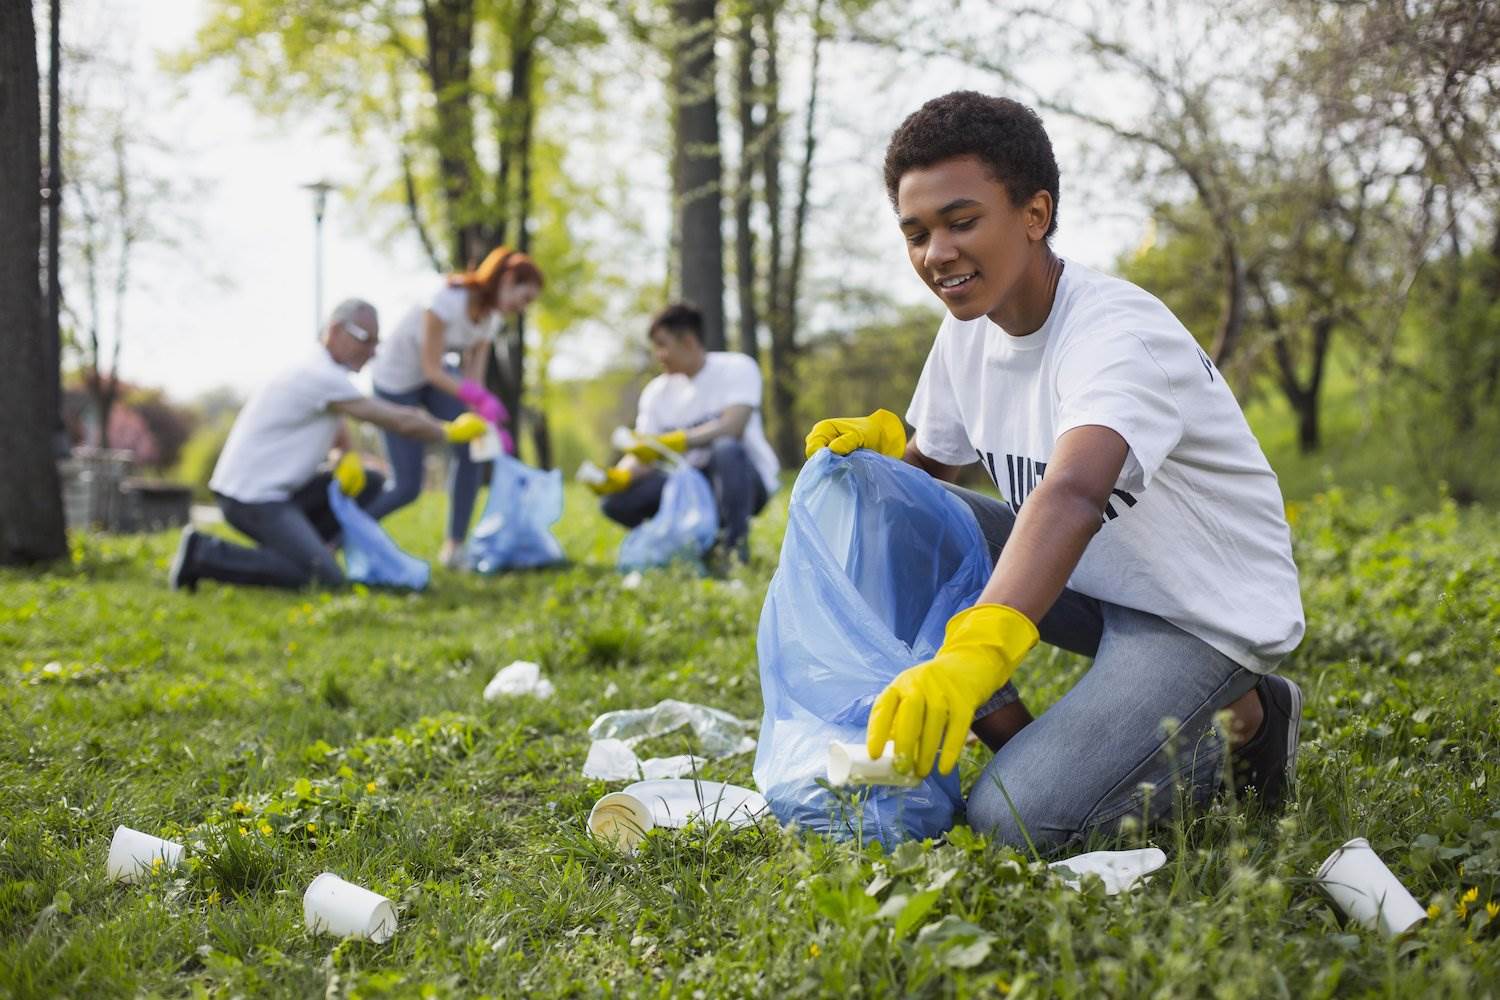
[168, 526, 201, 593]
[1232, 674, 1303, 811]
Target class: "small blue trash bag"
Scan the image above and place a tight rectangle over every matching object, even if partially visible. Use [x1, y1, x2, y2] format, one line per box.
[326, 481, 431, 590]
[469, 453, 567, 572]
[617, 462, 719, 571]
[752, 449, 991, 846]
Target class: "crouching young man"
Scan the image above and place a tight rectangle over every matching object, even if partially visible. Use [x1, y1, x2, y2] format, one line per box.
[588, 303, 780, 564]
[169, 298, 487, 591]
[805, 92, 1305, 849]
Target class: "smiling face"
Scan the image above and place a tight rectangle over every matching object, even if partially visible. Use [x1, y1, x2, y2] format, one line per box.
[896, 155, 1054, 329]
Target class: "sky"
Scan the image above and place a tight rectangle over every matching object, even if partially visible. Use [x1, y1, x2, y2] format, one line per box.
[59, 0, 1151, 403]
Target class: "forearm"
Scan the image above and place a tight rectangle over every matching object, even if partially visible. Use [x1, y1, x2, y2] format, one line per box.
[976, 475, 1103, 623]
[422, 361, 464, 398]
[371, 403, 448, 444]
[903, 439, 965, 482]
[681, 405, 752, 448]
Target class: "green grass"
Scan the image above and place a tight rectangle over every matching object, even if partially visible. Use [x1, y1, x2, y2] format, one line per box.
[2, 484, 1498, 997]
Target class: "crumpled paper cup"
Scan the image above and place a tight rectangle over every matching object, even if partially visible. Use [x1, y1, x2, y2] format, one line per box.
[303, 872, 398, 943]
[107, 826, 185, 883]
[1049, 847, 1167, 895]
[1316, 837, 1425, 937]
[826, 741, 921, 788]
[587, 792, 654, 854]
[469, 426, 503, 462]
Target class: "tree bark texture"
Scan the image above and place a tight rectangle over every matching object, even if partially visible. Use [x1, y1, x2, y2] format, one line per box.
[420, 0, 481, 269]
[0, 0, 68, 563]
[671, 0, 726, 350]
[732, 1, 759, 360]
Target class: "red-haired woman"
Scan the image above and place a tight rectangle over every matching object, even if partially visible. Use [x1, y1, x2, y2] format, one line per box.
[367, 246, 544, 566]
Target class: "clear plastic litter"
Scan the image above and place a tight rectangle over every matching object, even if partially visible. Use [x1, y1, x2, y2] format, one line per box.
[589, 699, 756, 758]
[482, 660, 555, 701]
[1049, 847, 1167, 895]
[327, 482, 431, 589]
[752, 449, 991, 846]
[582, 739, 705, 781]
[469, 453, 567, 572]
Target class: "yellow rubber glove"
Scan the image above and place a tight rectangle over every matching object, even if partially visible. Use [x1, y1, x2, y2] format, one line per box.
[804, 408, 907, 460]
[586, 466, 633, 496]
[333, 452, 366, 496]
[867, 604, 1039, 778]
[624, 429, 688, 462]
[444, 412, 488, 444]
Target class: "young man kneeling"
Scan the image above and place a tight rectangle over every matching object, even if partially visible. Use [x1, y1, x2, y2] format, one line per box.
[589, 303, 780, 564]
[805, 92, 1305, 849]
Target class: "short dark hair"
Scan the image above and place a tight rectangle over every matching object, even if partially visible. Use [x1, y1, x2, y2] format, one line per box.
[883, 91, 1060, 239]
[649, 302, 704, 343]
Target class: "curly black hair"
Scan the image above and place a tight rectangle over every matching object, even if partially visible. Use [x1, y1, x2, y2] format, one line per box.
[883, 91, 1060, 239]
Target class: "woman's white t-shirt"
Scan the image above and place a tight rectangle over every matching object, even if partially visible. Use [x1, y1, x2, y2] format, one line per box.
[906, 257, 1303, 672]
[371, 284, 500, 393]
[636, 352, 781, 495]
[209, 348, 364, 503]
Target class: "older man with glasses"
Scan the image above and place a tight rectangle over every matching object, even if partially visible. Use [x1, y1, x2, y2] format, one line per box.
[168, 298, 488, 591]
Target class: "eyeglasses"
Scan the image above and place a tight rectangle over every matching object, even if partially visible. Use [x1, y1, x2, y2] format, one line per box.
[343, 321, 375, 344]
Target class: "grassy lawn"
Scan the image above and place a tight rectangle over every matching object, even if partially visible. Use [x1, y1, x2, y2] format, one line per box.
[2, 482, 1498, 997]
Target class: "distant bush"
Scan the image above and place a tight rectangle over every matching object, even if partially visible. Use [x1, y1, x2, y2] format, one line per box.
[175, 413, 236, 500]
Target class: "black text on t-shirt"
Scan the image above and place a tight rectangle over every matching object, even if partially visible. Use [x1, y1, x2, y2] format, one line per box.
[977, 449, 1140, 522]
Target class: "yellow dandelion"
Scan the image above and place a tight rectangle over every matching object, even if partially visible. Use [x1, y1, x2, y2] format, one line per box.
[258, 822, 273, 836]
[1487, 901, 1499, 919]
[366, 781, 378, 793]
[807, 943, 821, 959]
[207, 890, 221, 905]
[1462, 887, 1479, 904]
[150, 857, 163, 873]
[1459, 902, 1468, 919]
[1428, 902, 1442, 920]
[231, 801, 248, 814]
[306, 822, 317, 832]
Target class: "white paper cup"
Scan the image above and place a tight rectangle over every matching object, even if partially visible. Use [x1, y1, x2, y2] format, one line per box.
[469, 426, 502, 462]
[303, 872, 399, 943]
[575, 460, 607, 486]
[827, 741, 921, 788]
[588, 791, 655, 854]
[107, 826, 185, 883]
[1316, 838, 1426, 937]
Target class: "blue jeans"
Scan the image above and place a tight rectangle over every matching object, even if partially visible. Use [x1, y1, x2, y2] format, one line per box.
[942, 483, 1262, 851]
[601, 437, 770, 551]
[366, 382, 482, 544]
[192, 471, 386, 589]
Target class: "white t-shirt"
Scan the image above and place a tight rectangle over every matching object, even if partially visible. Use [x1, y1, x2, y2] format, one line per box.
[370, 284, 501, 393]
[209, 348, 364, 503]
[906, 257, 1303, 672]
[636, 352, 781, 494]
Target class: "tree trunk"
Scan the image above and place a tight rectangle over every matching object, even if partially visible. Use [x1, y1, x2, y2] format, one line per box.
[760, 1, 791, 461]
[732, 2, 759, 360]
[670, 0, 726, 350]
[0, 0, 67, 563]
[45, 0, 63, 459]
[772, 0, 825, 465]
[420, 0, 480, 270]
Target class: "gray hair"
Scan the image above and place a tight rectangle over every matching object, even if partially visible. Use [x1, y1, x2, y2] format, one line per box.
[327, 297, 378, 333]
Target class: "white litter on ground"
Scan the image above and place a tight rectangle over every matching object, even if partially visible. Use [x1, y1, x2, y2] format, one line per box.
[1049, 847, 1167, 895]
[582, 699, 755, 781]
[483, 660, 555, 701]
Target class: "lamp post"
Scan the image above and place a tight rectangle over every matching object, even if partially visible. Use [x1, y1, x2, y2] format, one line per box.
[301, 179, 335, 335]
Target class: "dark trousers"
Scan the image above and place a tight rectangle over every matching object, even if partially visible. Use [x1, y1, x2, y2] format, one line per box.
[601, 437, 769, 550]
[366, 381, 482, 544]
[191, 471, 386, 589]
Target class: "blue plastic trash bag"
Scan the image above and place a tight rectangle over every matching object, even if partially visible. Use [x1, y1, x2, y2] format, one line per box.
[469, 453, 567, 572]
[617, 462, 719, 571]
[326, 481, 431, 590]
[752, 449, 991, 845]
